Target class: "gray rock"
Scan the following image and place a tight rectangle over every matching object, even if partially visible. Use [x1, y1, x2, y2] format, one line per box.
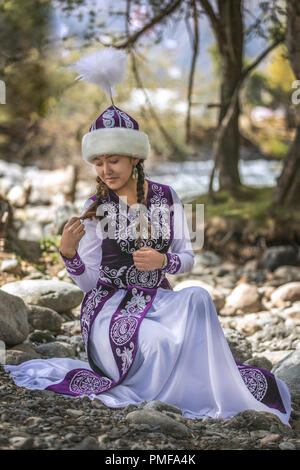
[0, 289, 30, 346]
[28, 330, 55, 343]
[51, 202, 80, 236]
[69, 335, 85, 353]
[9, 436, 35, 450]
[224, 409, 293, 436]
[1, 280, 83, 313]
[223, 328, 253, 363]
[278, 441, 296, 450]
[244, 356, 273, 371]
[72, 436, 100, 450]
[243, 259, 259, 271]
[60, 320, 81, 336]
[141, 400, 183, 415]
[126, 410, 190, 438]
[1, 259, 20, 274]
[36, 341, 76, 358]
[5, 348, 41, 365]
[271, 350, 300, 405]
[193, 252, 222, 269]
[27, 305, 62, 333]
[18, 220, 44, 242]
[259, 245, 300, 272]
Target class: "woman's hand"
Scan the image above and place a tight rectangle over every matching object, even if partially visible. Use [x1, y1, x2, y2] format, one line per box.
[60, 217, 86, 258]
[133, 246, 164, 271]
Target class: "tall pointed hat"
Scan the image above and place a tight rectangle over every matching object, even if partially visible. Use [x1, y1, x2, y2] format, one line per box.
[70, 46, 150, 166]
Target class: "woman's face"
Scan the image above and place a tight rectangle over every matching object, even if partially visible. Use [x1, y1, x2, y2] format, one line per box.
[92, 154, 139, 190]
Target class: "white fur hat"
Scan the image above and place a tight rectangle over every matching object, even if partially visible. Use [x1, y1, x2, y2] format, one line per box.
[69, 46, 150, 165]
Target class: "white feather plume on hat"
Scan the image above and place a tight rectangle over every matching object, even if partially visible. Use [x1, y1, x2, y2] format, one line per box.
[69, 46, 127, 98]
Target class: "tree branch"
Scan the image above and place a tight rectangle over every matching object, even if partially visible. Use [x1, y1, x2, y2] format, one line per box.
[241, 35, 285, 80]
[130, 49, 186, 159]
[115, 0, 184, 49]
[208, 36, 285, 199]
[186, 0, 200, 144]
[198, 0, 221, 35]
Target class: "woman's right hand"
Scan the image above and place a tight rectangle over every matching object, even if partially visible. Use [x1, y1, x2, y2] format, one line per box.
[60, 217, 86, 258]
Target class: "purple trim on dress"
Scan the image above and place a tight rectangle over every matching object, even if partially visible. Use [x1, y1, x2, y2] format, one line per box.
[60, 250, 85, 276]
[235, 361, 286, 414]
[48, 181, 288, 417]
[164, 252, 181, 274]
[46, 280, 157, 396]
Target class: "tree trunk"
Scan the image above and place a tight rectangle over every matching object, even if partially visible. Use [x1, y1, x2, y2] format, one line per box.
[217, 0, 243, 192]
[217, 60, 242, 191]
[271, 0, 300, 207]
[200, 0, 244, 193]
[271, 124, 300, 207]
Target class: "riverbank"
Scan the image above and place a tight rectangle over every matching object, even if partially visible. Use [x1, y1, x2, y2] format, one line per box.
[189, 185, 300, 264]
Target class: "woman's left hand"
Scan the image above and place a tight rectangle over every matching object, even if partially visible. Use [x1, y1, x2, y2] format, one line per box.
[133, 246, 164, 271]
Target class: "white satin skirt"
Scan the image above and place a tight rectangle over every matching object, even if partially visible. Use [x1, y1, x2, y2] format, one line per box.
[4, 285, 292, 426]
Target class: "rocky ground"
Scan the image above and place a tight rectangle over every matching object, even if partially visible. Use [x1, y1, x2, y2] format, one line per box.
[1, 245, 300, 450]
[0, 375, 299, 451]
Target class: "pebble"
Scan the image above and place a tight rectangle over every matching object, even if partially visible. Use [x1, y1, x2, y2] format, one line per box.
[260, 434, 281, 446]
[279, 441, 296, 450]
[1, 256, 300, 450]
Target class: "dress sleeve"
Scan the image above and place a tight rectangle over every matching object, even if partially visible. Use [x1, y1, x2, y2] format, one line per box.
[161, 186, 195, 275]
[59, 198, 103, 292]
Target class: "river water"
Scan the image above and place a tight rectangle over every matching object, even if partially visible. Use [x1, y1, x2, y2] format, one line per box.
[146, 159, 283, 202]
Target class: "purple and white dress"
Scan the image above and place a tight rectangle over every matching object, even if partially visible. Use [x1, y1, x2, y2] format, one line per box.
[4, 180, 292, 426]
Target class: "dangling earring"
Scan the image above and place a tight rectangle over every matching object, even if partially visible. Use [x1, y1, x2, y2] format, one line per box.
[132, 166, 138, 179]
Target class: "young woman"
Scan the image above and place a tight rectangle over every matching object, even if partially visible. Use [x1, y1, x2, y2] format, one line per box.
[4, 105, 291, 426]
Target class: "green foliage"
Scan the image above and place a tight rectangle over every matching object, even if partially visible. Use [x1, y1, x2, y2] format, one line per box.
[243, 71, 269, 107]
[191, 185, 293, 228]
[40, 235, 60, 255]
[267, 137, 289, 159]
[0, 0, 54, 161]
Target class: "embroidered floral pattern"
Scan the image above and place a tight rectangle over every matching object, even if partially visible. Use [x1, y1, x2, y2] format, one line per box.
[60, 251, 85, 276]
[69, 370, 112, 394]
[99, 265, 128, 288]
[118, 110, 135, 129]
[115, 287, 152, 320]
[126, 264, 160, 288]
[237, 366, 268, 401]
[102, 109, 115, 128]
[115, 342, 135, 375]
[100, 183, 171, 254]
[110, 317, 138, 346]
[163, 253, 181, 274]
[81, 285, 109, 350]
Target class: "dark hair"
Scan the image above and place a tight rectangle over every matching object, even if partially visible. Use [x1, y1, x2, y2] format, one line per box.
[81, 158, 151, 249]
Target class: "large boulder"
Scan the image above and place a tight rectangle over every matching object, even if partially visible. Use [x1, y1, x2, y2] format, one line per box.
[35, 341, 76, 358]
[220, 283, 262, 315]
[1, 279, 83, 313]
[224, 409, 293, 436]
[27, 305, 63, 332]
[0, 289, 30, 346]
[259, 245, 300, 271]
[271, 350, 300, 406]
[126, 410, 190, 438]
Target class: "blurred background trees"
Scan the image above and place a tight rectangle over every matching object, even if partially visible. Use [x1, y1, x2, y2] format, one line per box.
[0, 0, 299, 207]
